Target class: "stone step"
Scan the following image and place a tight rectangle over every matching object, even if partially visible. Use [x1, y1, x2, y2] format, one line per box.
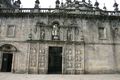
[0, 73, 120, 80]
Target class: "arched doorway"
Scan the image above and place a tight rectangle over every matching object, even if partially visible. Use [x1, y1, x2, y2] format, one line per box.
[0, 44, 17, 72]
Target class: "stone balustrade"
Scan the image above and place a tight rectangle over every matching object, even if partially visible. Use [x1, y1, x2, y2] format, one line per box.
[0, 8, 120, 16]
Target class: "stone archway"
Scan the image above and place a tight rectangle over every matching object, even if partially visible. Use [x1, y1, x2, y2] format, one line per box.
[0, 44, 17, 72]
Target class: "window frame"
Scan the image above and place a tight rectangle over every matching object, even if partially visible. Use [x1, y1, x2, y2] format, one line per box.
[6, 25, 16, 38]
[98, 27, 107, 40]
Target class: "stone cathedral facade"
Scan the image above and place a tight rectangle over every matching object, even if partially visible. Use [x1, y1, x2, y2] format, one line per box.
[0, 0, 120, 74]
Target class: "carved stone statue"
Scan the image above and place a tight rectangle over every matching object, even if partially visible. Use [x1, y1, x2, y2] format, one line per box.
[52, 24, 59, 40]
[67, 28, 72, 41]
[40, 28, 45, 40]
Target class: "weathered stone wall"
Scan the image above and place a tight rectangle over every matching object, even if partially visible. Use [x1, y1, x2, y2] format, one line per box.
[82, 19, 120, 73]
[85, 44, 116, 73]
[0, 14, 120, 74]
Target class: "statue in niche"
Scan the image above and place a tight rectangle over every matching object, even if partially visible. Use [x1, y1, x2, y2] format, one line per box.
[114, 27, 118, 37]
[40, 28, 45, 40]
[0, 25, 1, 35]
[67, 28, 72, 41]
[34, 26, 37, 33]
[52, 24, 59, 40]
[75, 28, 79, 35]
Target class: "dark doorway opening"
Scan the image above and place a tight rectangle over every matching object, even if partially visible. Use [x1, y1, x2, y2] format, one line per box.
[48, 47, 62, 74]
[1, 53, 13, 72]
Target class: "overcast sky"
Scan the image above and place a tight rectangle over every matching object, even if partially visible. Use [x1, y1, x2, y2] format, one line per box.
[20, 0, 120, 11]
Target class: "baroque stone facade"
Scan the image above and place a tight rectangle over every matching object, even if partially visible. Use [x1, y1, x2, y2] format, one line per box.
[0, 0, 120, 74]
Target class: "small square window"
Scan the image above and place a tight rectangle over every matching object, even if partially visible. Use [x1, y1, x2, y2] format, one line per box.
[98, 27, 106, 39]
[7, 25, 16, 37]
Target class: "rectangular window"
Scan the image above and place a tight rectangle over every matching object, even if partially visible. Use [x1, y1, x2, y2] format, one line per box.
[98, 27, 106, 39]
[7, 25, 16, 37]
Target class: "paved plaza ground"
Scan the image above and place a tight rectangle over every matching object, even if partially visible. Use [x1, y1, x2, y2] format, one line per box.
[0, 73, 120, 80]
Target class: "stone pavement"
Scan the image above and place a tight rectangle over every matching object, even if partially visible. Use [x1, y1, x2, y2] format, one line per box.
[0, 73, 120, 80]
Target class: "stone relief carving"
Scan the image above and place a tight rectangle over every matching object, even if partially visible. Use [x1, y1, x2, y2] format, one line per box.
[75, 50, 82, 61]
[68, 49, 72, 54]
[30, 47, 37, 67]
[39, 56, 45, 62]
[38, 48, 46, 72]
[67, 62, 73, 68]
[39, 49, 45, 60]
[67, 55, 73, 60]
[39, 63, 45, 67]
[76, 50, 81, 55]
[75, 49, 84, 74]
[39, 49, 45, 53]
[39, 49, 42, 53]
[75, 63, 81, 68]
[76, 56, 82, 61]
[65, 48, 74, 72]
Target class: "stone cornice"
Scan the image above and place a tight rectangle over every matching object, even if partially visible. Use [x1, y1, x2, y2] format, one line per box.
[0, 8, 120, 20]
